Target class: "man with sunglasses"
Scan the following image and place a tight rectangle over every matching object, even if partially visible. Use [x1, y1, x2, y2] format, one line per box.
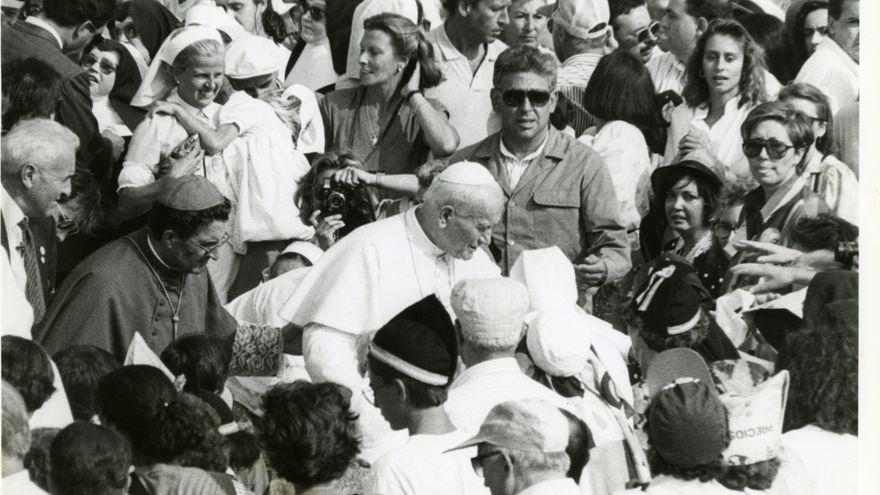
[451, 44, 630, 291]
[37, 176, 292, 378]
[610, 0, 659, 64]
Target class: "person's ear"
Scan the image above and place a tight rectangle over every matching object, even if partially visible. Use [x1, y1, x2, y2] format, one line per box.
[161, 229, 180, 246]
[490, 87, 503, 114]
[695, 17, 709, 38]
[438, 205, 454, 228]
[392, 378, 408, 403]
[73, 21, 98, 42]
[815, 120, 828, 139]
[792, 147, 806, 166]
[547, 88, 558, 114]
[457, 0, 472, 18]
[20, 163, 38, 189]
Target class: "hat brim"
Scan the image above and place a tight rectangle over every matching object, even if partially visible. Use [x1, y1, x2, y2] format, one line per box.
[651, 160, 723, 194]
[445, 432, 491, 453]
[646, 348, 716, 399]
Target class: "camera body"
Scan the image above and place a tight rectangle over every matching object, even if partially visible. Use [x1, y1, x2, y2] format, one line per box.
[321, 177, 354, 219]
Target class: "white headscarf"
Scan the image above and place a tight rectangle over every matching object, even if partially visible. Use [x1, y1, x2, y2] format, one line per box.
[131, 25, 223, 108]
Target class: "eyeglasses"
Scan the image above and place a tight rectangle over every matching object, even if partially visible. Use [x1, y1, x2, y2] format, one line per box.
[187, 232, 230, 257]
[636, 21, 660, 44]
[471, 451, 503, 477]
[713, 220, 735, 238]
[303, 4, 325, 21]
[80, 54, 118, 75]
[742, 138, 795, 160]
[501, 89, 551, 108]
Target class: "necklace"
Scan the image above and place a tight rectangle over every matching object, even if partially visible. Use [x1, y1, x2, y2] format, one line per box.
[126, 235, 186, 340]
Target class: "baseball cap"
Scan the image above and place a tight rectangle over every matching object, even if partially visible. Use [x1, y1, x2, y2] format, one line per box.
[552, 0, 611, 40]
[646, 348, 714, 398]
[631, 256, 712, 337]
[449, 398, 569, 453]
[526, 308, 591, 377]
[647, 379, 728, 468]
[451, 278, 530, 345]
[158, 175, 226, 211]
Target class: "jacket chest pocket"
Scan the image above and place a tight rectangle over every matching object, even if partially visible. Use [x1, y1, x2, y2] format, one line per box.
[529, 189, 581, 258]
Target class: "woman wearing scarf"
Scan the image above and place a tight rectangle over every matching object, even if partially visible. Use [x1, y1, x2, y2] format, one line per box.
[284, 0, 340, 93]
[113, 0, 182, 75]
[81, 37, 146, 138]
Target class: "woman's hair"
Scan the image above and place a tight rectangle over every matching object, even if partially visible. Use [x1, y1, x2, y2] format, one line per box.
[583, 51, 667, 154]
[738, 13, 788, 84]
[683, 19, 768, 109]
[789, 213, 858, 251]
[647, 447, 727, 482]
[147, 198, 232, 240]
[171, 38, 224, 72]
[191, 390, 261, 471]
[258, 381, 360, 489]
[1, 57, 63, 131]
[368, 356, 448, 409]
[560, 408, 591, 482]
[53, 345, 121, 421]
[295, 151, 357, 223]
[1, 336, 56, 413]
[785, 1, 828, 79]
[363, 13, 443, 89]
[740, 101, 814, 167]
[49, 422, 132, 495]
[778, 82, 835, 155]
[652, 172, 720, 227]
[719, 458, 781, 491]
[160, 335, 231, 395]
[777, 310, 858, 435]
[262, 0, 290, 44]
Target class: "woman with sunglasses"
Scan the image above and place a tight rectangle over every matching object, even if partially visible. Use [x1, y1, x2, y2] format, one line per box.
[284, 0, 340, 93]
[81, 38, 146, 141]
[778, 82, 858, 225]
[320, 13, 458, 207]
[663, 19, 771, 185]
[739, 101, 828, 246]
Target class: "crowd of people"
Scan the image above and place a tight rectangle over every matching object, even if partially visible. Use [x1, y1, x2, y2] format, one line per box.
[0, 0, 859, 493]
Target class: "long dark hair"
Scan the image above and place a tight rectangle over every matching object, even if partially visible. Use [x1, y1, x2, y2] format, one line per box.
[785, 1, 828, 80]
[683, 19, 768, 109]
[583, 51, 667, 154]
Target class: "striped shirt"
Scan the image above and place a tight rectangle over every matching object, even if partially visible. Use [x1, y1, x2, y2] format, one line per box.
[557, 53, 602, 136]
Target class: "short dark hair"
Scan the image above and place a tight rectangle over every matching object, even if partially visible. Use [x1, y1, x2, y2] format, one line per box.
[789, 214, 858, 252]
[24, 427, 60, 492]
[560, 408, 592, 482]
[720, 459, 781, 491]
[147, 198, 232, 240]
[786, 1, 829, 73]
[493, 44, 559, 89]
[828, 0, 849, 20]
[653, 172, 720, 227]
[648, 446, 727, 481]
[610, 0, 648, 28]
[1, 57, 63, 131]
[368, 356, 448, 409]
[442, 0, 479, 17]
[42, 0, 116, 28]
[741, 101, 814, 157]
[1, 336, 56, 413]
[160, 335, 231, 395]
[53, 345, 120, 421]
[258, 381, 360, 490]
[778, 82, 835, 155]
[49, 422, 132, 495]
[683, 0, 733, 22]
[583, 51, 667, 153]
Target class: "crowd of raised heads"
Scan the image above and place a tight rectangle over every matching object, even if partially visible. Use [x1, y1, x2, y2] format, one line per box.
[0, 0, 859, 494]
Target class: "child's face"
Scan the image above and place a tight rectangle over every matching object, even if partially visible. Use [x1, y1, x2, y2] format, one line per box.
[713, 203, 744, 246]
[229, 73, 279, 100]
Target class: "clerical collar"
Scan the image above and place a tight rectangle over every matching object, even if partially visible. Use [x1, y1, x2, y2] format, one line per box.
[146, 233, 175, 271]
[406, 207, 445, 259]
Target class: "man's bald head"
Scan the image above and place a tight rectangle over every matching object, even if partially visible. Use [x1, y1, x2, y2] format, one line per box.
[418, 162, 505, 260]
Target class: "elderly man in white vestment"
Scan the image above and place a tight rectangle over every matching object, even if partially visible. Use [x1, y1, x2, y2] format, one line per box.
[276, 161, 504, 457]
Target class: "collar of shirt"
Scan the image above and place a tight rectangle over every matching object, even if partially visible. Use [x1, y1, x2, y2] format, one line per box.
[405, 206, 445, 259]
[820, 36, 859, 74]
[431, 24, 506, 62]
[760, 174, 806, 221]
[1, 186, 26, 230]
[692, 93, 743, 122]
[25, 16, 63, 49]
[517, 477, 581, 495]
[167, 90, 220, 122]
[499, 133, 547, 163]
[451, 357, 522, 388]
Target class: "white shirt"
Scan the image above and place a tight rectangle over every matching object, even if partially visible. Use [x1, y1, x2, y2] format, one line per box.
[796, 37, 859, 115]
[518, 478, 582, 495]
[663, 95, 755, 182]
[614, 475, 745, 494]
[802, 150, 858, 225]
[499, 134, 547, 189]
[445, 358, 570, 434]
[579, 121, 653, 229]
[1, 250, 34, 338]
[286, 38, 340, 92]
[119, 90, 224, 192]
[648, 52, 782, 100]
[1, 187, 27, 293]
[2, 470, 48, 495]
[425, 26, 506, 149]
[91, 96, 132, 137]
[24, 16, 63, 48]
[345, 0, 444, 80]
[772, 425, 857, 495]
[282, 84, 326, 154]
[365, 430, 489, 495]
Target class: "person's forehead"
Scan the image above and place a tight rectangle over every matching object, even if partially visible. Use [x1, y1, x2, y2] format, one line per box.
[704, 34, 742, 53]
[617, 5, 651, 31]
[187, 54, 225, 71]
[498, 71, 553, 89]
[510, 0, 547, 13]
[750, 119, 790, 138]
[839, 0, 859, 18]
[362, 29, 393, 46]
[191, 220, 227, 241]
[479, 0, 512, 10]
[668, 0, 689, 16]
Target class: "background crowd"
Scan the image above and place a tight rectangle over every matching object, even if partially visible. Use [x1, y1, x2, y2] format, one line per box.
[0, 0, 861, 494]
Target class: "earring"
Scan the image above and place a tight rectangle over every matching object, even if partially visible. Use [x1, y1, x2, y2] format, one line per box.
[699, 69, 705, 78]
[397, 66, 403, 73]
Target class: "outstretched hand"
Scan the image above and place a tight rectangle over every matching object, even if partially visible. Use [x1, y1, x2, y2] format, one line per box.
[732, 239, 804, 264]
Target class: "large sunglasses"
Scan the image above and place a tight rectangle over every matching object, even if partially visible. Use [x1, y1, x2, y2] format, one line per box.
[80, 54, 118, 75]
[501, 89, 551, 108]
[636, 21, 660, 44]
[742, 138, 795, 160]
[303, 3, 325, 21]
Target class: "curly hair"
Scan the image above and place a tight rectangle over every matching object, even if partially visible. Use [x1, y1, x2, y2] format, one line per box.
[493, 44, 559, 89]
[368, 356, 448, 409]
[294, 152, 374, 231]
[258, 381, 360, 489]
[1, 336, 56, 413]
[777, 317, 857, 435]
[147, 198, 232, 240]
[25, 427, 61, 491]
[49, 422, 132, 495]
[53, 345, 121, 421]
[719, 458, 781, 491]
[647, 447, 727, 482]
[789, 214, 858, 252]
[1, 57, 63, 131]
[160, 335, 231, 395]
[683, 19, 768, 109]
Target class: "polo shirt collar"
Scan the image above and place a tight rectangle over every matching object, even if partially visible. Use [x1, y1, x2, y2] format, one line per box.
[693, 93, 743, 119]
[499, 132, 547, 161]
[25, 16, 63, 49]
[432, 24, 506, 62]
[760, 174, 805, 221]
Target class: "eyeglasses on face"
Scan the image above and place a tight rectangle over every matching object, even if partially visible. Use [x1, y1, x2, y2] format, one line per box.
[471, 451, 504, 477]
[303, 3, 325, 21]
[80, 54, 117, 75]
[636, 21, 660, 44]
[501, 89, 551, 108]
[742, 138, 795, 160]
[187, 232, 230, 257]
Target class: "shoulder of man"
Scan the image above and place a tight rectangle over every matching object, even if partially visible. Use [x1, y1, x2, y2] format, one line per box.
[2, 23, 84, 81]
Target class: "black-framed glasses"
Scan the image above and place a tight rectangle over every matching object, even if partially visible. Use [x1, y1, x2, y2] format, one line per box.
[303, 3, 325, 21]
[187, 232, 230, 257]
[471, 451, 503, 477]
[742, 138, 795, 160]
[501, 89, 551, 108]
[636, 21, 660, 44]
[80, 54, 117, 75]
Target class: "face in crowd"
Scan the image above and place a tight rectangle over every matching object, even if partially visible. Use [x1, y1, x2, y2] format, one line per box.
[491, 70, 557, 145]
[300, 0, 328, 43]
[701, 33, 744, 101]
[358, 28, 407, 87]
[744, 120, 805, 191]
[802, 6, 828, 56]
[173, 53, 226, 109]
[226, 0, 267, 35]
[614, 4, 659, 64]
[162, 220, 230, 274]
[828, 0, 859, 63]
[501, 0, 550, 48]
[81, 47, 120, 98]
[664, 175, 707, 239]
[659, 0, 700, 63]
[459, 0, 512, 44]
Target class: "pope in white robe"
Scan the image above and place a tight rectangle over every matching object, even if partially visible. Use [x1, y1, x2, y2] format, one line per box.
[275, 161, 504, 459]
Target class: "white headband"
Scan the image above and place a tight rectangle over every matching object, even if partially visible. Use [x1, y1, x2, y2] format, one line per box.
[369, 343, 449, 386]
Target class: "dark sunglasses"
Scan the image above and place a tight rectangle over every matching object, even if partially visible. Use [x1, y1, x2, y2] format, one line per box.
[471, 451, 503, 477]
[501, 89, 551, 108]
[80, 54, 117, 75]
[303, 4, 325, 21]
[636, 21, 660, 44]
[742, 138, 795, 160]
